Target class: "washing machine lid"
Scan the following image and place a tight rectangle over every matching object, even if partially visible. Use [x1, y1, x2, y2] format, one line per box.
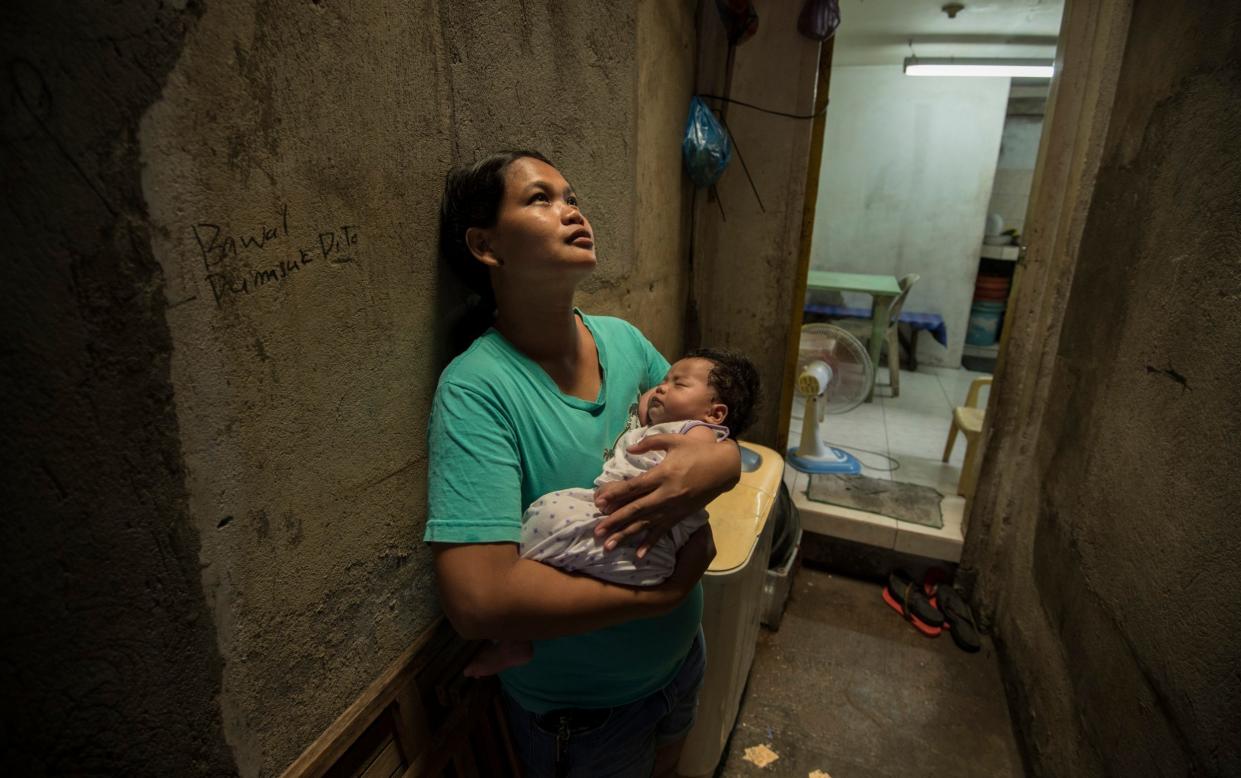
[705, 442, 783, 574]
[706, 485, 773, 573]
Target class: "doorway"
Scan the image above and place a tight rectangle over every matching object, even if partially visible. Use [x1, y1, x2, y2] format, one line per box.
[780, 0, 1064, 563]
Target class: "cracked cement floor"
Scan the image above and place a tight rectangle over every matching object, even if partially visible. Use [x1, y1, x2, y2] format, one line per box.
[716, 564, 1025, 778]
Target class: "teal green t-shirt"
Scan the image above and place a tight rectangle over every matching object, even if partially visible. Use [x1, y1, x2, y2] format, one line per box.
[424, 311, 703, 713]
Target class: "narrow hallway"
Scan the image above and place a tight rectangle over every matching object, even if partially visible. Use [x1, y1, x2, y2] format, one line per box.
[719, 566, 1023, 777]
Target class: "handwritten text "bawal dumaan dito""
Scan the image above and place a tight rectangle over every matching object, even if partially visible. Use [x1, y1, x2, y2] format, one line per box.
[190, 205, 360, 306]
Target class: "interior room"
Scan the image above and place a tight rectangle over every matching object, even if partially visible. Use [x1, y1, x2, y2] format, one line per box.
[786, 0, 1061, 566]
[5, 1, 1238, 777]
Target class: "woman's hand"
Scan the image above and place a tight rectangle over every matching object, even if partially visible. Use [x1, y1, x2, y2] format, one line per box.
[592, 433, 741, 557]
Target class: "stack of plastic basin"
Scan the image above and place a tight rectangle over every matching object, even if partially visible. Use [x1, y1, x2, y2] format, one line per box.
[967, 274, 1010, 346]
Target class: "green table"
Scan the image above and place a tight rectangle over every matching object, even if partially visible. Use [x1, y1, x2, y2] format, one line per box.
[805, 271, 902, 402]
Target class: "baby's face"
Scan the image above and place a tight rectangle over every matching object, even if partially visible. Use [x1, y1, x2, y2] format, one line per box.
[646, 358, 727, 427]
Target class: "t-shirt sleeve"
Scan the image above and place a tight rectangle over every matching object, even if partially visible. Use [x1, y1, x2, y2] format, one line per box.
[424, 380, 523, 544]
[676, 420, 731, 441]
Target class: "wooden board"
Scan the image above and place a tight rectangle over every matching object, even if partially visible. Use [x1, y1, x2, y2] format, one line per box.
[281, 617, 520, 778]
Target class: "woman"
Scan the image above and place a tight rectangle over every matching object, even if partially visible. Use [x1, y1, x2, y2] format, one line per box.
[425, 150, 741, 777]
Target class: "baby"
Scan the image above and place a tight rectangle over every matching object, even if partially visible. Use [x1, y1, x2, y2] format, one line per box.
[465, 348, 760, 677]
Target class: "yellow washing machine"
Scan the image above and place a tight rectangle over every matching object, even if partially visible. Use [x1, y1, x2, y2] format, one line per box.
[677, 441, 783, 778]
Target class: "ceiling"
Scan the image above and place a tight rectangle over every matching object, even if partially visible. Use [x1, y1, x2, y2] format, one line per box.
[831, 0, 1064, 67]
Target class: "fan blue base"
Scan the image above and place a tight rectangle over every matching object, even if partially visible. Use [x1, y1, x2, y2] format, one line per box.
[786, 447, 862, 475]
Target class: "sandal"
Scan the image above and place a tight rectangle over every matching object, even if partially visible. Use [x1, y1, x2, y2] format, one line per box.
[935, 585, 981, 653]
[882, 569, 944, 637]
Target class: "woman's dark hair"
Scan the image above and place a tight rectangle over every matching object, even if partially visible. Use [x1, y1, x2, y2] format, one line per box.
[440, 149, 554, 351]
[685, 348, 762, 438]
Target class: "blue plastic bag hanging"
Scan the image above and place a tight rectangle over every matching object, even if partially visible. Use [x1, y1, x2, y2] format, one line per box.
[681, 96, 732, 188]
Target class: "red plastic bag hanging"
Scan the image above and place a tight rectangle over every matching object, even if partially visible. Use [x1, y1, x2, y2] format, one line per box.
[715, 0, 759, 46]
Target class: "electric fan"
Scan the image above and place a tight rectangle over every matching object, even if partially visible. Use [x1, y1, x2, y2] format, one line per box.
[788, 323, 875, 474]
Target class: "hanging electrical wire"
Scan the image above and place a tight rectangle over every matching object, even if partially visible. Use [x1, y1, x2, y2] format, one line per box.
[695, 92, 829, 120]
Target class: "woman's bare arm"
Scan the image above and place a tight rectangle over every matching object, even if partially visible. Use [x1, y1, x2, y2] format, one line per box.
[432, 523, 715, 641]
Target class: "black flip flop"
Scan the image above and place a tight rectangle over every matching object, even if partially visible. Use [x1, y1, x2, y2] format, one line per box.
[883, 569, 945, 636]
[936, 585, 981, 653]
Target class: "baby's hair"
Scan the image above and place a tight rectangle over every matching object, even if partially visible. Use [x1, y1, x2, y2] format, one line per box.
[685, 348, 761, 438]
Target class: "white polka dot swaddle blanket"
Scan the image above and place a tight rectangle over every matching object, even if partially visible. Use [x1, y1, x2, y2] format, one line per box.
[519, 420, 729, 586]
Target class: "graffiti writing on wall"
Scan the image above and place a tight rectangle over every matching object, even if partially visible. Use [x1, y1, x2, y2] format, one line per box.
[190, 203, 360, 307]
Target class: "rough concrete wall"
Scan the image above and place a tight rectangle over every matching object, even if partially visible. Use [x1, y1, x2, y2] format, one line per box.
[4, 1, 692, 775]
[578, 0, 697, 355]
[1, 3, 236, 775]
[690, 1, 821, 446]
[140, 1, 658, 774]
[967, 2, 1241, 774]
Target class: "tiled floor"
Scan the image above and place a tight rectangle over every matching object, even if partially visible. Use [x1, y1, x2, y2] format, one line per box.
[785, 365, 992, 562]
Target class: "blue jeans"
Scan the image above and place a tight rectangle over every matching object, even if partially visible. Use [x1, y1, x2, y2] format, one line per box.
[500, 630, 706, 778]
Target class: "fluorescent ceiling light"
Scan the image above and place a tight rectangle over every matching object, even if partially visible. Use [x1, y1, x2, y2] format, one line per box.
[903, 58, 1054, 78]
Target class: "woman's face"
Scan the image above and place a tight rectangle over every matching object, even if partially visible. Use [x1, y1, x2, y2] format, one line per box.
[476, 157, 596, 283]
